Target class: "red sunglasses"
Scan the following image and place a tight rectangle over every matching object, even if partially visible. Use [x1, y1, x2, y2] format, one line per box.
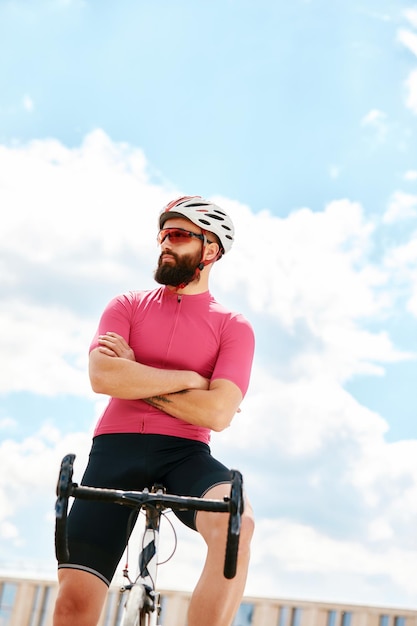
[157, 227, 206, 245]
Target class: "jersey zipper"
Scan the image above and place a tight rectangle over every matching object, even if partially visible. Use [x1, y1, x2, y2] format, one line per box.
[162, 294, 182, 367]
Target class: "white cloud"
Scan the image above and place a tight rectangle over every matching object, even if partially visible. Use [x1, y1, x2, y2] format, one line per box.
[55, 0, 85, 6]
[0, 425, 91, 549]
[0, 521, 19, 541]
[367, 517, 393, 542]
[384, 232, 417, 317]
[216, 368, 388, 457]
[398, 17, 417, 114]
[361, 109, 388, 141]
[404, 9, 417, 30]
[361, 109, 386, 125]
[383, 190, 417, 223]
[398, 28, 417, 58]
[403, 170, 417, 181]
[0, 300, 93, 396]
[0, 129, 166, 264]
[22, 95, 34, 112]
[0, 417, 17, 432]
[212, 198, 408, 383]
[405, 68, 417, 114]
[249, 518, 417, 605]
[348, 438, 417, 516]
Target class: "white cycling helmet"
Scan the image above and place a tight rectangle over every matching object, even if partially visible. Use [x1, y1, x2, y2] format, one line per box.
[159, 196, 234, 256]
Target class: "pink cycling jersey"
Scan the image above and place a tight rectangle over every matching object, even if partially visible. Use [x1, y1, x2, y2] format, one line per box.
[90, 286, 255, 444]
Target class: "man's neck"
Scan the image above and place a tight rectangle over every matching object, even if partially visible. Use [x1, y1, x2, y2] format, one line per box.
[166, 282, 209, 296]
[166, 271, 210, 296]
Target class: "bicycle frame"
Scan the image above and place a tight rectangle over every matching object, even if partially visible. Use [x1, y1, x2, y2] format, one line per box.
[55, 453, 244, 626]
[120, 489, 163, 626]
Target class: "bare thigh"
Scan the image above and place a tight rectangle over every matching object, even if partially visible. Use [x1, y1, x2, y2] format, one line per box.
[196, 483, 255, 546]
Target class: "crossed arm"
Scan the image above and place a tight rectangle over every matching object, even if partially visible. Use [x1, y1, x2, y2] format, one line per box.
[89, 332, 242, 432]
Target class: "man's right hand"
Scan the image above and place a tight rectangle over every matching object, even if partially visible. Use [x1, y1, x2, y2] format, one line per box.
[97, 332, 136, 361]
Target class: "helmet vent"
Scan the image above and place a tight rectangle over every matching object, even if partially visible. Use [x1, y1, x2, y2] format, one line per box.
[185, 202, 208, 209]
[206, 213, 225, 221]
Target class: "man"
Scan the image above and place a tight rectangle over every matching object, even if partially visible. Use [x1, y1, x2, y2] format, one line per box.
[53, 196, 255, 626]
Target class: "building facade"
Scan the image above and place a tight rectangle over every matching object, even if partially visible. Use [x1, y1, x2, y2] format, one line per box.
[0, 575, 416, 626]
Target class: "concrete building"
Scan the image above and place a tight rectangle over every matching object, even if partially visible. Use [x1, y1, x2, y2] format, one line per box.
[1, 575, 416, 626]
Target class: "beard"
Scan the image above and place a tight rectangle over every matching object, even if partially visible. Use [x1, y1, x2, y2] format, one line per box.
[154, 250, 202, 287]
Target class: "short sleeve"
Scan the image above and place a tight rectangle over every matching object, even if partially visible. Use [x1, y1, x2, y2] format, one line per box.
[210, 314, 255, 397]
[89, 293, 135, 352]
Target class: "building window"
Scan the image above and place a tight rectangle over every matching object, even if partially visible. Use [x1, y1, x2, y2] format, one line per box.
[394, 617, 406, 626]
[0, 582, 18, 624]
[28, 585, 42, 626]
[278, 605, 289, 626]
[328, 610, 338, 626]
[38, 586, 51, 626]
[233, 602, 254, 626]
[342, 611, 352, 626]
[277, 606, 303, 626]
[380, 615, 390, 626]
[291, 607, 302, 626]
[28, 585, 52, 626]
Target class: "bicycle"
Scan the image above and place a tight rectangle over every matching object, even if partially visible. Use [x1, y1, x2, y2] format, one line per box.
[55, 453, 244, 626]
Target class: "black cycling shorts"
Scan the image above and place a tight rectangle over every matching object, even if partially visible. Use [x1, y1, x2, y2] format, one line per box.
[58, 433, 232, 586]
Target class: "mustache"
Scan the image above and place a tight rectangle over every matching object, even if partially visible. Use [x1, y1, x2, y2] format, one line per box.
[159, 251, 178, 264]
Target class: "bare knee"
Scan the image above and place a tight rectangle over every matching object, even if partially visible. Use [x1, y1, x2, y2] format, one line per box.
[53, 569, 107, 626]
[240, 506, 255, 547]
[198, 499, 255, 551]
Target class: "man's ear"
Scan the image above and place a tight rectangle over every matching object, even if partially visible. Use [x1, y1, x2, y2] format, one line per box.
[204, 242, 220, 262]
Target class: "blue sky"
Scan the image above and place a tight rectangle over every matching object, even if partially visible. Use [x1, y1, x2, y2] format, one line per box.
[1, 0, 417, 611]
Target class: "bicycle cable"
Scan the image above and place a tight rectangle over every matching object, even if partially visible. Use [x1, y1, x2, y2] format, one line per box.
[122, 508, 139, 585]
[155, 510, 177, 566]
